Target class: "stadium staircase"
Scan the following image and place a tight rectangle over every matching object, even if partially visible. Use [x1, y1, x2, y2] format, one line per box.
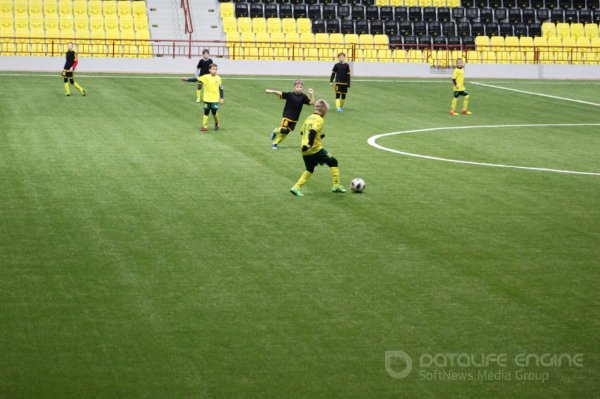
[218, 0, 600, 64]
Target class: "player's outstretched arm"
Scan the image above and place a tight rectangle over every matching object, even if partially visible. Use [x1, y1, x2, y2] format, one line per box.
[265, 89, 283, 96]
[307, 88, 315, 104]
[181, 77, 199, 82]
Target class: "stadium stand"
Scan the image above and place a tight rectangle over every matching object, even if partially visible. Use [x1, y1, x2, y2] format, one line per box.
[219, 0, 600, 64]
[0, 0, 151, 57]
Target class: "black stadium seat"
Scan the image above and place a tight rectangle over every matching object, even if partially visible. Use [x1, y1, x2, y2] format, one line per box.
[423, 7, 437, 21]
[250, 3, 264, 17]
[536, 7, 550, 20]
[312, 18, 325, 32]
[326, 19, 341, 33]
[490, 0, 502, 8]
[514, 22, 528, 36]
[380, 6, 394, 20]
[308, 4, 321, 19]
[279, 4, 292, 17]
[418, 35, 432, 49]
[323, 4, 337, 19]
[438, 7, 451, 21]
[443, 21, 456, 36]
[235, 3, 249, 17]
[355, 19, 369, 33]
[500, 22, 514, 35]
[409, 6, 422, 21]
[413, 20, 427, 35]
[551, 8, 564, 21]
[476, 0, 489, 7]
[265, 3, 278, 17]
[366, 6, 379, 20]
[429, 21, 442, 36]
[480, 7, 494, 22]
[565, 8, 578, 21]
[572, 0, 585, 9]
[399, 20, 412, 35]
[495, 7, 508, 20]
[453, 7, 466, 20]
[389, 35, 402, 49]
[509, 7, 522, 22]
[531, 0, 544, 8]
[403, 35, 417, 49]
[471, 21, 485, 35]
[463, 35, 475, 48]
[385, 20, 398, 34]
[486, 21, 500, 35]
[528, 22, 541, 35]
[433, 35, 447, 48]
[458, 21, 471, 36]
[293, 4, 307, 18]
[370, 20, 384, 34]
[558, 0, 571, 8]
[341, 19, 355, 33]
[545, 0, 557, 9]
[522, 7, 536, 22]
[351, 5, 365, 20]
[394, 6, 408, 21]
[339, 5, 351, 18]
[578, 9, 592, 22]
[448, 36, 461, 47]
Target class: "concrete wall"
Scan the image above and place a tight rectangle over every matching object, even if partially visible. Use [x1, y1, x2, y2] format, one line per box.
[1, 56, 600, 79]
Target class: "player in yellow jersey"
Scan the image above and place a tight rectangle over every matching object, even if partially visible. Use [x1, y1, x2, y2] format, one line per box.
[450, 59, 471, 116]
[181, 64, 224, 131]
[290, 99, 346, 196]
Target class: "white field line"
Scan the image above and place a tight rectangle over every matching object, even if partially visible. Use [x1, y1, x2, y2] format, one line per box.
[367, 124, 600, 176]
[471, 82, 600, 107]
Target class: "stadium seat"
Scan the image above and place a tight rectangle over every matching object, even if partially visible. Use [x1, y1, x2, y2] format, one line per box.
[374, 34, 389, 49]
[134, 15, 148, 32]
[542, 22, 556, 37]
[103, 1, 117, 16]
[45, 0, 58, 16]
[105, 16, 119, 31]
[286, 32, 300, 46]
[221, 2, 235, 18]
[556, 22, 570, 38]
[121, 16, 134, 32]
[225, 31, 239, 48]
[89, 1, 102, 16]
[237, 17, 252, 33]
[584, 23, 598, 39]
[297, 18, 312, 33]
[59, 0, 73, 16]
[315, 32, 330, 48]
[240, 32, 256, 47]
[256, 31, 270, 47]
[475, 35, 491, 50]
[301, 32, 315, 45]
[491, 36, 505, 49]
[119, 1, 133, 17]
[570, 23, 584, 38]
[330, 33, 345, 47]
[75, 15, 90, 33]
[132, 2, 147, 17]
[271, 31, 285, 46]
[505, 36, 520, 50]
[223, 16, 237, 33]
[90, 15, 104, 32]
[253, 18, 267, 33]
[267, 18, 281, 33]
[281, 18, 296, 34]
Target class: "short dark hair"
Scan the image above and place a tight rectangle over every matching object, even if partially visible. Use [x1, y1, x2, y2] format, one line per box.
[338, 52, 346, 57]
[202, 49, 210, 55]
[210, 63, 218, 69]
[294, 80, 303, 86]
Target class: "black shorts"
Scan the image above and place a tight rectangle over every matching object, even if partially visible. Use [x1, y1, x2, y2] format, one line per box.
[453, 90, 468, 98]
[204, 102, 220, 111]
[279, 117, 297, 132]
[63, 70, 73, 78]
[334, 83, 349, 94]
[303, 148, 332, 170]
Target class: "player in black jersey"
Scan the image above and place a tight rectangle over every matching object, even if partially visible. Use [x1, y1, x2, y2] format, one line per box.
[62, 42, 86, 97]
[329, 52, 351, 113]
[265, 80, 314, 150]
[193, 49, 214, 102]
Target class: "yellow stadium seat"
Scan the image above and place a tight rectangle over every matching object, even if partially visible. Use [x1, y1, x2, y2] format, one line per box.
[90, 15, 104, 31]
[281, 18, 296, 34]
[584, 23, 598, 39]
[562, 36, 576, 47]
[267, 18, 281, 33]
[433, 0, 446, 6]
[504, 36, 519, 50]
[305, 48, 318, 61]
[118, 1, 132, 16]
[315, 32, 329, 48]
[60, 15, 74, 31]
[405, 0, 419, 6]
[14, 1, 28, 14]
[273, 47, 288, 60]
[542, 22, 556, 38]
[44, 0, 58, 15]
[589, 37, 600, 50]
[225, 31, 239, 48]
[121, 16, 134, 31]
[318, 48, 333, 60]
[73, 1, 87, 16]
[240, 32, 255, 47]
[222, 17, 237, 34]
[45, 14, 59, 29]
[253, 18, 267, 33]
[582, 52, 598, 64]
[30, 16, 44, 30]
[576, 36, 590, 48]
[75, 17, 89, 33]
[547, 36, 561, 47]
[89, 1, 103, 16]
[376, 0, 389, 5]
[0, 1, 13, 14]
[389, 0, 404, 6]
[418, 0, 433, 6]
[570, 23, 584, 39]
[533, 36, 547, 48]
[330, 33, 344, 47]
[256, 32, 270, 47]
[220, 2, 234, 18]
[495, 50, 509, 64]
[393, 49, 408, 62]
[59, 1, 72, 16]
[103, 1, 117, 16]
[508, 51, 523, 64]
[519, 36, 533, 50]
[475, 35, 490, 50]
[378, 49, 393, 62]
[481, 50, 496, 63]
[297, 18, 312, 34]
[286, 32, 300, 45]
[300, 32, 315, 45]
[359, 34, 374, 48]
[237, 17, 252, 33]
[345, 33, 359, 46]
[134, 16, 148, 31]
[466, 50, 480, 63]
[556, 22, 570, 38]
[132, 1, 147, 17]
[406, 49, 423, 62]
[374, 34, 389, 49]
[491, 36, 505, 49]
[244, 47, 258, 60]
[271, 31, 285, 47]
[446, 0, 461, 6]
[105, 16, 119, 31]
[30, 2, 43, 15]
[258, 47, 273, 60]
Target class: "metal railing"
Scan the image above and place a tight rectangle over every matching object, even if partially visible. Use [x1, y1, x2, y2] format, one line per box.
[1, 36, 599, 65]
[180, 0, 193, 35]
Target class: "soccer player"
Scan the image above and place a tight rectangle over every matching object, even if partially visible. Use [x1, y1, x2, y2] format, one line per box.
[62, 42, 85, 97]
[290, 99, 346, 196]
[265, 80, 314, 150]
[329, 52, 351, 113]
[450, 59, 472, 115]
[194, 49, 214, 102]
[181, 64, 224, 132]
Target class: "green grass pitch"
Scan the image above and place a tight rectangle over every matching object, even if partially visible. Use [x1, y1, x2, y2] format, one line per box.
[1, 72, 599, 398]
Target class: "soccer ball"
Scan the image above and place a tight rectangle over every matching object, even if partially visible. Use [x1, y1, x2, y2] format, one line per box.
[351, 178, 366, 193]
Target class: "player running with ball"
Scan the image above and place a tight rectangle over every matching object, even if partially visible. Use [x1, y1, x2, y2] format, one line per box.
[290, 99, 346, 196]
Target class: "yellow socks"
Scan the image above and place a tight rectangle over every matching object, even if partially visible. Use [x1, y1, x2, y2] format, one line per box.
[196, 90, 201, 101]
[294, 171, 312, 189]
[462, 95, 470, 111]
[335, 99, 341, 109]
[330, 167, 340, 186]
[64, 82, 70, 95]
[73, 82, 84, 93]
[274, 132, 288, 145]
[213, 111, 220, 125]
[202, 115, 209, 128]
[451, 98, 458, 112]
[340, 98, 345, 107]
